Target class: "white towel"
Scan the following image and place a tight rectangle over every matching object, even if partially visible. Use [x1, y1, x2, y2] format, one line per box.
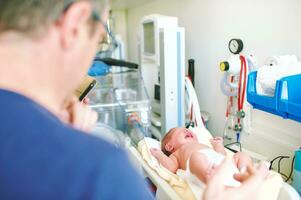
[266, 55, 299, 67]
[256, 56, 301, 96]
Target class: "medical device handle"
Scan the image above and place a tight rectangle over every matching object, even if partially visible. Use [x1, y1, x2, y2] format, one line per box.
[96, 58, 139, 69]
[188, 59, 195, 86]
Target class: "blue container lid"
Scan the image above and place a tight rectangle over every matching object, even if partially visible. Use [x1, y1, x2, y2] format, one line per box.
[88, 60, 111, 77]
[295, 150, 301, 171]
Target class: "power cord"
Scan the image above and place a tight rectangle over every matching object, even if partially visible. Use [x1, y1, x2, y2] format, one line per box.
[270, 156, 288, 169]
[278, 156, 290, 180]
[285, 155, 295, 182]
[270, 151, 298, 182]
[224, 142, 242, 152]
[270, 156, 289, 179]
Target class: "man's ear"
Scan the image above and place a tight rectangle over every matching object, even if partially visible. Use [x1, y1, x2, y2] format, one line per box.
[165, 143, 174, 153]
[57, 1, 92, 49]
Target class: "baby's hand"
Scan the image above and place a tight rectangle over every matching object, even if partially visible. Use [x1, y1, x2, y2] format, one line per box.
[150, 148, 162, 158]
[210, 137, 224, 146]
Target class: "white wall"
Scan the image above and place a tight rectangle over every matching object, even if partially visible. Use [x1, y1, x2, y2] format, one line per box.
[112, 9, 129, 59]
[124, 0, 301, 172]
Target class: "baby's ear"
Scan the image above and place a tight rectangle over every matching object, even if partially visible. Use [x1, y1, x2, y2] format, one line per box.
[165, 143, 174, 152]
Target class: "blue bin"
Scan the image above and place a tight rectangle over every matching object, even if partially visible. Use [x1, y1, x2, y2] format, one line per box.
[247, 71, 287, 118]
[278, 74, 301, 122]
[247, 71, 301, 123]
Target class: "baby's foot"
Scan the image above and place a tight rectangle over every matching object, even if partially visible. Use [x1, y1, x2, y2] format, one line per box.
[210, 137, 223, 145]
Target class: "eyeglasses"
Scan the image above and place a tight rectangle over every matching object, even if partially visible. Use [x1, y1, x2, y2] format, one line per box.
[97, 19, 118, 55]
[64, 1, 118, 54]
[84, 6, 118, 55]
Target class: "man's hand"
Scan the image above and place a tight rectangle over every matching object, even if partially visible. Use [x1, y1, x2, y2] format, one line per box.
[205, 164, 218, 182]
[234, 162, 269, 183]
[58, 96, 98, 132]
[203, 157, 268, 200]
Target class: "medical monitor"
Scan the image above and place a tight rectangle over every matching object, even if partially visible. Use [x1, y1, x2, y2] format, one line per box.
[140, 15, 178, 65]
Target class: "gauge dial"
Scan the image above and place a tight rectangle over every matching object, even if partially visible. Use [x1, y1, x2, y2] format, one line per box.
[228, 39, 244, 54]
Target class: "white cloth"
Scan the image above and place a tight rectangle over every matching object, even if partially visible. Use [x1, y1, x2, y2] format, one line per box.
[266, 55, 299, 67]
[256, 55, 301, 96]
[183, 149, 241, 188]
[199, 149, 225, 167]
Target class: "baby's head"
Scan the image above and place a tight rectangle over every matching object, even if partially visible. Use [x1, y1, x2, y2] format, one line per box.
[161, 127, 198, 156]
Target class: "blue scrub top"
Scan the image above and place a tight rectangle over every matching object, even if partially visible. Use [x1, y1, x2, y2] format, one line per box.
[0, 89, 153, 200]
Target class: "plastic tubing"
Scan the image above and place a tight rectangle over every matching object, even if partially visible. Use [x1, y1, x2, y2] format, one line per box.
[220, 74, 238, 97]
[185, 77, 203, 127]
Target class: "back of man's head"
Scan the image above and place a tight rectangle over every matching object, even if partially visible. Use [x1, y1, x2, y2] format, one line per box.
[0, 0, 108, 37]
[0, 0, 110, 114]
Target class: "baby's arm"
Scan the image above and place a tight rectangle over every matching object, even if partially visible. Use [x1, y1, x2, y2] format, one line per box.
[150, 148, 179, 173]
[210, 137, 227, 155]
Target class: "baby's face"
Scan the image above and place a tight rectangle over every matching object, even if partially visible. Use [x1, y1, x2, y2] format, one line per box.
[168, 128, 198, 151]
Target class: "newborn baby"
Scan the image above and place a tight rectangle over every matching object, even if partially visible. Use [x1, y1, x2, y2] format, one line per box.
[151, 128, 254, 186]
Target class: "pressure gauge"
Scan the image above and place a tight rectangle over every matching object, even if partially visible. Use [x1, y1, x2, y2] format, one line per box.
[228, 39, 244, 54]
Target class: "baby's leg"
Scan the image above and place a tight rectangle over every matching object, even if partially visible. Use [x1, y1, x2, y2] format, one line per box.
[189, 152, 213, 183]
[233, 152, 253, 171]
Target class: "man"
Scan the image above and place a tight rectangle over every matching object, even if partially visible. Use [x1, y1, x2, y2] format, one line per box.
[0, 0, 152, 199]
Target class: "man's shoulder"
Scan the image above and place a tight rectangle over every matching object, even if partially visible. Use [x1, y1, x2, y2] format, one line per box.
[63, 127, 122, 161]
[0, 88, 121, 165]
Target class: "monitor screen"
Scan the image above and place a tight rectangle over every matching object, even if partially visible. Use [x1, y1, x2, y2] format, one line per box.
[143, 22, 155, 55]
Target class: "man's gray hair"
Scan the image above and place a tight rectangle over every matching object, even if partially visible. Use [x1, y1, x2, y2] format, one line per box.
[0, 0, 108, 36]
